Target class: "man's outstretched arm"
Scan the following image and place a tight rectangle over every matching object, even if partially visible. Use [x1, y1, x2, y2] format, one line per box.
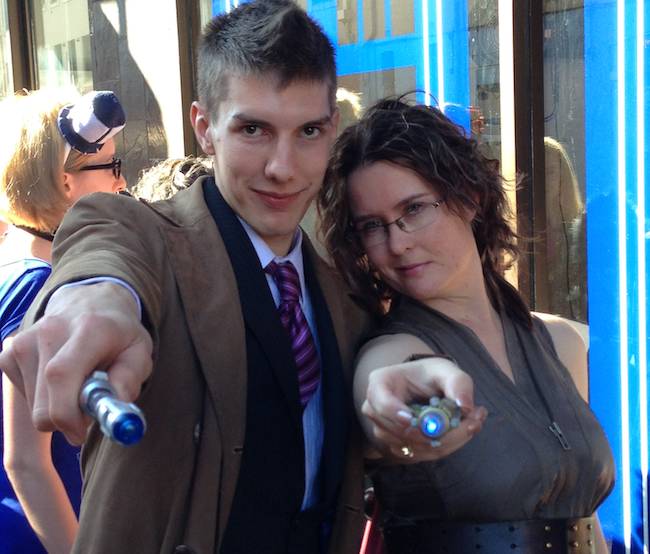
[0, 281, 153, 445]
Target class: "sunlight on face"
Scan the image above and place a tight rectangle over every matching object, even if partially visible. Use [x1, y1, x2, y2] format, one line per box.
[203, 74, 338, 256]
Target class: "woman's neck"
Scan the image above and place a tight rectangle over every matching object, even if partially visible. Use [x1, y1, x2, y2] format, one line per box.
[0, 226, 53, 263]
[428, 284, 500, 330]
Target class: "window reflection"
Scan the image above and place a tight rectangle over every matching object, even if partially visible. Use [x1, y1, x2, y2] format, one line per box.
[0, 0, 12, 99]
[469, 1, 501, 164]
[31, 0, 93, 92]
[543, 0, 587, 322]
[337, 0, 358, 45]
[199, 0, 212, 27]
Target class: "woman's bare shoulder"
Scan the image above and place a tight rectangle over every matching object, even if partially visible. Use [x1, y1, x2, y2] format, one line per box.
[532, 312, 589, 401]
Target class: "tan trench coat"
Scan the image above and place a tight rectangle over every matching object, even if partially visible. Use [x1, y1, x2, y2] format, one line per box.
[25, 179, 368, 553]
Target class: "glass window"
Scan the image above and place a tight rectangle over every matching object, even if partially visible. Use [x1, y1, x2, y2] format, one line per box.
[30, 0, 93, 92]
[542, 0, 587, 322]
[200, 0, 215, 27]
[0, 0, 12, 98]
[469, 2, 502, 164]
[329, 1, 507, 157]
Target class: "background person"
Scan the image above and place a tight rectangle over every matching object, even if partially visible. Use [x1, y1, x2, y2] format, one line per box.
[0, 88, 126, 553]
[131, 155, 212, 202]
[319, 97, 614, 554]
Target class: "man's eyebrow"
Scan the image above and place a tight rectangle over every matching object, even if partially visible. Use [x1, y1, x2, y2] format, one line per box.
[231, 112, 269, 125]
[231, 113, 333, 127]
[304, 115, 334, 127]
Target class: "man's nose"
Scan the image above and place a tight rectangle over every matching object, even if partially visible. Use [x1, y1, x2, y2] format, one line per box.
[265, 138, 297, 183]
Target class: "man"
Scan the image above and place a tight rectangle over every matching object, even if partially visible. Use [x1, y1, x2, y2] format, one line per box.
[0, 2, 479, 553]
[7, 3, 366, 552]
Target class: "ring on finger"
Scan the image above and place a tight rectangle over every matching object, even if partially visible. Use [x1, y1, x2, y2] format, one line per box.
[400, 445, 414, 458]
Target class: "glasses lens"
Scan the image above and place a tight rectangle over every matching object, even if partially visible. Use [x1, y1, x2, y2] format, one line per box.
[401, 203, 438, 233]
[113, 158, 121, 179]
[362, 229, 386, 248]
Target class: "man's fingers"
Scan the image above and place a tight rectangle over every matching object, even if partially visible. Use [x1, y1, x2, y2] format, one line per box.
[107, 341, 153, 403]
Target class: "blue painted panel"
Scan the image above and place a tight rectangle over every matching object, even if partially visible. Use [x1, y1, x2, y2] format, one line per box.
[585, 0, 650, 551]
[584, 0, 624, 549]
[309, 0, 337, 46]
[441, 1, 470, 132]
[336, 37, 422, 75]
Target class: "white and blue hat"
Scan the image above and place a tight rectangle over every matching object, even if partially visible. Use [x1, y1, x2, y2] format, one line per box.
[57, 91, 126, 158]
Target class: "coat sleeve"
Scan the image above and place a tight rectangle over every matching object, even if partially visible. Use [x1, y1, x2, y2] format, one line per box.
[22, 192, 166, 335]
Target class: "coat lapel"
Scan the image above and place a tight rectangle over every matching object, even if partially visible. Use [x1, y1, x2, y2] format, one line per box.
[202, 181, 303, 428]
[153, 181, 248, 453]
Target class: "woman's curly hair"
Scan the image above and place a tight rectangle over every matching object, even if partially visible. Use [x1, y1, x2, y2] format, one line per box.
[318, 96, 530, 326]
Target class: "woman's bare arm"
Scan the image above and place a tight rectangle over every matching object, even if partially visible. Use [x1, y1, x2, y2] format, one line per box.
[3, 363, 78, 553]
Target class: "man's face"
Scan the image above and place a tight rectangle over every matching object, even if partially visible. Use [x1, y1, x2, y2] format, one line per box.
[192, 73, 338, 256]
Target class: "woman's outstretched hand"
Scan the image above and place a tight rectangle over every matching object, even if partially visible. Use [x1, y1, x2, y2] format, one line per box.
[362, 356, 487, 462]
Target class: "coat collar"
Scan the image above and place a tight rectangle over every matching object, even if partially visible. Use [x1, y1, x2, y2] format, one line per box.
[146, 177, 354, 536]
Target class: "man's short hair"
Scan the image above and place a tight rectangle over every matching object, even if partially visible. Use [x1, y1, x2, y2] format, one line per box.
[197, 0, 337, 120]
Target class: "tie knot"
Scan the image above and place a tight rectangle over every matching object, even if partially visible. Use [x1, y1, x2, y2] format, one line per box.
[266, 261, 301, 304]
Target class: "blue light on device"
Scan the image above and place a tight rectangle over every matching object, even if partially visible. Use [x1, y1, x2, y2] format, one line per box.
[409, 397, 461, 439]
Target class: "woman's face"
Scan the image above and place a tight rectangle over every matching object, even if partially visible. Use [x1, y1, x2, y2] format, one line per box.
[347, 160, 479, 308]
[64, 138, 127, 204]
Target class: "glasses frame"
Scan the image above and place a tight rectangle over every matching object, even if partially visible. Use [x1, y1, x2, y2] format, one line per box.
[352, 199, 444, 248]
[79, 157, 122, 179]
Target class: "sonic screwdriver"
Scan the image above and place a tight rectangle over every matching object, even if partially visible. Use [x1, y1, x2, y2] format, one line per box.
[79, 371, 146, 446]
[409, 396, 461, 440]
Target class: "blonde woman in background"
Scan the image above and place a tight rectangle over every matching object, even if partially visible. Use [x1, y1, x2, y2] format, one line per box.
[0, 88, 126, 554]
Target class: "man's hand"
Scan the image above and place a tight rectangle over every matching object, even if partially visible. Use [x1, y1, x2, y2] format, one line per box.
[362, 356, 487, 462]
[0, 282, 153, 445]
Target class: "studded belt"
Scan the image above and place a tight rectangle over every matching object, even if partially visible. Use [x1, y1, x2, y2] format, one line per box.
[382, 516, 596, 553]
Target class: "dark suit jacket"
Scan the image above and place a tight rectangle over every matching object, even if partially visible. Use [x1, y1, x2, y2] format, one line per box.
[25, 177, 369, 553]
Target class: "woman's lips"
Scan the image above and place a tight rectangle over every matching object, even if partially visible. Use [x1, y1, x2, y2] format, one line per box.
[396, 262, 430, 277]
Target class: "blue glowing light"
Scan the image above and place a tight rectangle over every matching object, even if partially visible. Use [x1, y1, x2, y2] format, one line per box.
[420, 412, 447, 438]
[425, 419, 440, 435]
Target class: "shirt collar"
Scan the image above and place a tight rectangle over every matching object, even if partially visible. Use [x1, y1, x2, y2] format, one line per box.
[237, 216, 307, 299]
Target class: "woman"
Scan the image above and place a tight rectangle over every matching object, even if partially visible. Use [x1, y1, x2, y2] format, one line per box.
[131, 155, 212, 201]
[319, 98, 614, 554]
[0, 88, 126, 553]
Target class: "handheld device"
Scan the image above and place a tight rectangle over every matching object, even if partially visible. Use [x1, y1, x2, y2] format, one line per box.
[79, 371, 146, 445]
[409, 396, 461, 439]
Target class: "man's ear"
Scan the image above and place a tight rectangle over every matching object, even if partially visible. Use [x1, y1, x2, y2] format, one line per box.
[190, 101, 215, 155]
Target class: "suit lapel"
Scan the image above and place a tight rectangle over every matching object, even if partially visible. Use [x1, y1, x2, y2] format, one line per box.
[202, 181, 303, 427]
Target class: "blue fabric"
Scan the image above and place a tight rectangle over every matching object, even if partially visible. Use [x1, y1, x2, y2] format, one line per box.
[0, 259, 82, 553]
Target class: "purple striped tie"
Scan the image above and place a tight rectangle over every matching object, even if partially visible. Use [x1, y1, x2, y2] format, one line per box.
[265, 261, 320, 408]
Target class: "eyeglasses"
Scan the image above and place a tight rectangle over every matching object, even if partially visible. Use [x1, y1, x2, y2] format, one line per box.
[79, 157, 122, 179]
[352, 200, 444, 248]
